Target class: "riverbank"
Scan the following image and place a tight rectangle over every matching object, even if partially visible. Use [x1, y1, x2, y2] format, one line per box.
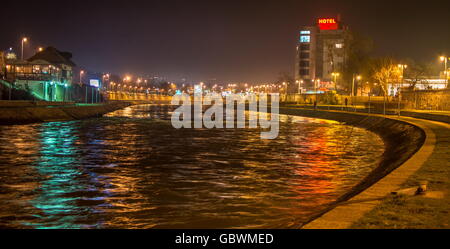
[280, 107, 449, 229]
[0, 101, 131, 125]
[350, 118, 450, 228]
[276, 107, 428, 228]
[285, 104, 450, 124]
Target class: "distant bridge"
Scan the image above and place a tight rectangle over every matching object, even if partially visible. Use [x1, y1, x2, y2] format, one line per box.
[107, 91, 172, 104]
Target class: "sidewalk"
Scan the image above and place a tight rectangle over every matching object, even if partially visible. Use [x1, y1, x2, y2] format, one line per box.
[286, 104, 450, 124]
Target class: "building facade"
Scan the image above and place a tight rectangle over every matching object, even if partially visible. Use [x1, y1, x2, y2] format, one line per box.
[4, 47, 76, 101]
[295, 17, 349, 93]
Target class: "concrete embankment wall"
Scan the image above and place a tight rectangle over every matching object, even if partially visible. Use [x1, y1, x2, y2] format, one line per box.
[0, 102, 131, 125]
[278, 107, 426, 225]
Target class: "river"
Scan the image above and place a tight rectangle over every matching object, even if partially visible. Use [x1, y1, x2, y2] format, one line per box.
[0, 104, 384, 228]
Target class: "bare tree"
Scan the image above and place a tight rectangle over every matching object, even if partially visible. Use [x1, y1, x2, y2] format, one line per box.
[369, 57, 401, 96]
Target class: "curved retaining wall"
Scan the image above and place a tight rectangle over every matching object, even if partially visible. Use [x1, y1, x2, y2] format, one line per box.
[0, 102, 131, 125]
[278, 107, 426, 227]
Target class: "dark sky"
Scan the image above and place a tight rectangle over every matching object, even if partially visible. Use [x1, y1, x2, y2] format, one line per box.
[2, 0, 449, 83]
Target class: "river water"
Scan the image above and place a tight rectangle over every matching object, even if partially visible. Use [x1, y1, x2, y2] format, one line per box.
[0, 104, 384, 229]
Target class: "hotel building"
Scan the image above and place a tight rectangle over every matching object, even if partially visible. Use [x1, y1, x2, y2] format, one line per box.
[295, 17, 349, 92]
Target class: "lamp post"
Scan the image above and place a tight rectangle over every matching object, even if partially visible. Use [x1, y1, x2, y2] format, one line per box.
[351, 74, 360, 97]
[398, 64, 407, 116]
[80, 70, 88, 103]
[368, 83, 371, 114]
[440, 56, 449, 88]
[352, 75, 361, 106]
[80, 70, 84, 84]
[331, 72, 340, 92]
[296, 80, 303, 104]
[21, 37, 28, 60]
[315, 79, 320, 108]
[296, 80, 304, 94]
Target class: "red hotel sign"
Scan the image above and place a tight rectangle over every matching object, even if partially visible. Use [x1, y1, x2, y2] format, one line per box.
[318, 18, 338, 30]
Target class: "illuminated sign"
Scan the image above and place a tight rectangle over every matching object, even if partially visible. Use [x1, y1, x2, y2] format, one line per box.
[89, 79, 100, 88]
[300, 35, 310, 43]
[300, 30, 310, 34]
[194, 84, 202, 94]
[318, 18, 338, 30]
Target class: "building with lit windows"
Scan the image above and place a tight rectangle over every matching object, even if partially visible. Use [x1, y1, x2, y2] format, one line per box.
[4, 47, 76, 101]
[295, 16, 349, 92]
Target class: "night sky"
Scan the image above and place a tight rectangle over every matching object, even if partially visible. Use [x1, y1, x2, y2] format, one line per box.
[2, 0, 449, 83]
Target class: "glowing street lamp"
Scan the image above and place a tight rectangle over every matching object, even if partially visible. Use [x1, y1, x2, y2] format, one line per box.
[398, 64, 407, 85]
[352, 75, 362, 97]
[440, 56, 449, 87]
[397, 64, 407, 116]
[21, 37, 28, 60]
[123, 76, 131, 82]
[398, 64, 407, 74]
[312, 78, 320, 94]
[80, 70, 84, 84]
[331, 72, 340, 91]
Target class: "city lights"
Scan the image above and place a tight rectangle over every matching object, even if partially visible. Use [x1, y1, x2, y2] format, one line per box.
[1, 1, 450, 234]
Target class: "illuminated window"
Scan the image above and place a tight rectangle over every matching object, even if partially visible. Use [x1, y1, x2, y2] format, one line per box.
[335, 43, 344, 49]
[33, 65, 41, 74]
[15, 66, 22, 73]
[41, 66, 49, 74]
[300, 35, 310, 43]
[300, 30, 310, 34]
[17, 66, 32, 74]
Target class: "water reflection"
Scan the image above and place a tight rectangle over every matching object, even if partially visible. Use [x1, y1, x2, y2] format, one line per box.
[27, 123, 84, 228]
[0, 105, 384, 229]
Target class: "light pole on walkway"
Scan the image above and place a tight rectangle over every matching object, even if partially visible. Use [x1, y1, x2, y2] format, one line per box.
[398, 64, 407, 116]
[21, 37, 28, 60]
[352, 75, 361, 107]
[332, 72, 340, 92]
[440, 56, 449, 88]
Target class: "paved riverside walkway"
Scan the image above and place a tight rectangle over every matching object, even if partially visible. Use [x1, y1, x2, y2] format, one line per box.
[302, 111, 450, 229]
[286, 104, 450, 124]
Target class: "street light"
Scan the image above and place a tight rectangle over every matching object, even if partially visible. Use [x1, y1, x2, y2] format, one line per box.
[398, 64, 407, 78]
[331, 72, 340, 91]
[80, 70, 84, 84]
[80, 70, 88, 103]
[296, 80, 304, 94]
[397, 64, 407, 94]
[397, 64, 407, 116]
[351, 75, 362, 107]
[440, 56, 449, 87]
[352, 74, 362, 97]
[21, 37, 28, 60]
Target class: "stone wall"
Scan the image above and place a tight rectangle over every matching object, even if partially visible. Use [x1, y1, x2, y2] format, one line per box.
[0, 102, 131, 125]
[282, 93, 392, 105]
[402, 89, 450, 111]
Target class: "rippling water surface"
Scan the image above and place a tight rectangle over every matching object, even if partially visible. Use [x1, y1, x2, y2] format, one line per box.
[0, 104, 384, 228]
